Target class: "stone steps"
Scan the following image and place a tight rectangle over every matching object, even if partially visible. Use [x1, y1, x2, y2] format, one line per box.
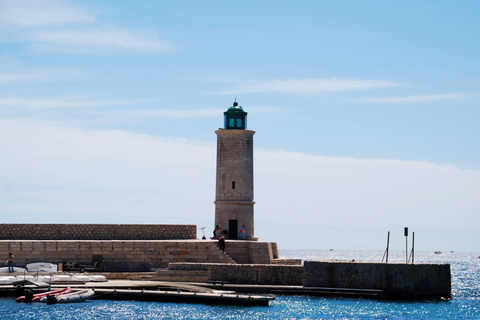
[206, 243, 237, 264]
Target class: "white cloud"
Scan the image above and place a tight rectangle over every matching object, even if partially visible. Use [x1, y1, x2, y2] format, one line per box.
[0, 73, 48, 83]
[0, 70, 83, 84]
[33, 29, 174, 53]
[93, 108, 223, 119]
[0, 0, 94, 26]
[1, 120, 478, 251]
[0, 97, 148, 110]
[359, 94, 467, 104]
[255, 149, 480, 250]
[0, 97, 283, 119]
[90, 106, 284, 120]
[207, 78, 397, 95]
[0, 0, 174, 54]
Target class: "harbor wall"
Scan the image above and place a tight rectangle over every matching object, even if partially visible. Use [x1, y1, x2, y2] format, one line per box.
[208, 264, 303, 285]
[0, 224, 196, 240]
[0, 240, 276, 271]
[157, 262, 304, 285]
[304, 261, 451, 298]
[0, 240, 235, 271]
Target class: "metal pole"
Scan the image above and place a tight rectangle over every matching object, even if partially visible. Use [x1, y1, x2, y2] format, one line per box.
[404, 227, 408, 264]
[412, 232, 415, 264]
[386, 231, 390, 263]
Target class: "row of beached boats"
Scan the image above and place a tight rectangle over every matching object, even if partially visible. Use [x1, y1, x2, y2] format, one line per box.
[16, 287, 95, 304]
[0, 261, 107, 285]
[0, 274, 107, 285]
[0, 262, 59, 274]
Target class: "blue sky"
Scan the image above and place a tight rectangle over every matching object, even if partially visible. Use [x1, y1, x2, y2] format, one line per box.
[1, 0, 479, 253]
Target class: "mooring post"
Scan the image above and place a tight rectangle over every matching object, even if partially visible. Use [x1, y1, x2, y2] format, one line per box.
[411, 232, 415, 264]
[382, 231, 390, 263]
[404, 227, 408, 264]
[386, 231, 390, 263]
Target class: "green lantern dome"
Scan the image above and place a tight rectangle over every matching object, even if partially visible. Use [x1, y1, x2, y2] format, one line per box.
[224, 101, 247, 130]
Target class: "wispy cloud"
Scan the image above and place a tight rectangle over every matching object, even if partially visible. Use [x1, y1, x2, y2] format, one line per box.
[0, 97, 149, 110]
[0, 70, 84, 84]
[0, 73, 49, 84]
[359, 94, 467, 104]
[207, 78, 397, 95]
[0, 97, 284, 119]
[90, 105, 284, 120]
[0, 0, 174, 54]
[0, 0, 94, 26]
[33, 29, 174, 53]
[91, 108, 223, 120]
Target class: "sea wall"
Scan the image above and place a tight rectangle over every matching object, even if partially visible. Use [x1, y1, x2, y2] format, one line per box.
[0, 224, 196, 240]
[208, 263, 303, 285]
[0, 240, 278, 271]
[162, 262, 303, 285]
[304, 261, 451, 298]
[0, 240, 235, 271]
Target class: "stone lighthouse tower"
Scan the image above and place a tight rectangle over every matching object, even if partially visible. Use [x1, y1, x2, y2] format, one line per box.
[214, 101, 256, 240]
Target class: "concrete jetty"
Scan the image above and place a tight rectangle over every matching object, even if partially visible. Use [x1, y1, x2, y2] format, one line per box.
[93, 288, 273, 306]
[1, 279, 274, 306]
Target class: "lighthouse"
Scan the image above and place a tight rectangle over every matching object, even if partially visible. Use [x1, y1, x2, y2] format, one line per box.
[214, 101, 256, 240]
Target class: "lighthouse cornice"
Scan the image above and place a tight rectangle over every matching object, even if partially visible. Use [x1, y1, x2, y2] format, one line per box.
[215, 129, 256, 136]
[214, 200, 256, 205]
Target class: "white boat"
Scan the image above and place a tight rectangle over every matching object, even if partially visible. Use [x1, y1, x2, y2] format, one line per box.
[52, 275, 71, 282]
[88, 275, 107, 282]
[0, 267, 27, 273]
[16, 287, 73, 302]
[15, 275, 35, 281]
[71, 275, 90, 282]
[26, 262, 58, 273]
[41, 289, 95, 304]
[0, 276, 16, 285]
[38, 275, 53, 283]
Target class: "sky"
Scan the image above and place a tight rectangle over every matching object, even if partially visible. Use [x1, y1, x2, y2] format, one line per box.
[1, 0, 479, 253]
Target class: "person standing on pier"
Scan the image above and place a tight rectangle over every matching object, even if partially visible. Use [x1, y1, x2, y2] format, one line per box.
[214, 225, 222, 239]
[218, 235, 225, 252]
[239, 225, 246, 240]
[6, 253, 14, 273]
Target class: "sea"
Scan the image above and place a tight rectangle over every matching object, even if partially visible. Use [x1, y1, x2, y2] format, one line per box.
[1, 250, 480, 320]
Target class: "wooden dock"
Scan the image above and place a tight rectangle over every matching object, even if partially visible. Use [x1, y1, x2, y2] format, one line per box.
[0, 279, 275, 306]
[93, 288, 274, 306]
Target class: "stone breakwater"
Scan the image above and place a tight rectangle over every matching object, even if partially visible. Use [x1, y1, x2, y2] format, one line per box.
[303, 261, 451, 299]
[0, 224, 196, 240]
[0, 240, 277, 271]
[0, 240, 237, 271]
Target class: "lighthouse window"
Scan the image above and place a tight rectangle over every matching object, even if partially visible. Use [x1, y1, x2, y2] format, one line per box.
[232, 181, 235, 189]
[229, 118, 242, 128]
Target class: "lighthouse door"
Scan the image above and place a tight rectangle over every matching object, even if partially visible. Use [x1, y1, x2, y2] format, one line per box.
[229, 220, 238, 239]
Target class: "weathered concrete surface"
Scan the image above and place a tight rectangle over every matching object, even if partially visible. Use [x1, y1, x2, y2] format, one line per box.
[0, 240, 235, 272]
[304, 261, 451, 299]
[207, 263, 303, 285]
[0, 240, 278, 272]
[153, 262, 303, 285]
[0, 224, 196, 240]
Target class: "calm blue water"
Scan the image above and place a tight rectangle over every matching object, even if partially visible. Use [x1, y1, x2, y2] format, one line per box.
[2, 250, 480, 319]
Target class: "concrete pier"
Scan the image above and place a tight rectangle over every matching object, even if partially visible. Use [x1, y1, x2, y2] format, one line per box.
[304, 261, 451, 299]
